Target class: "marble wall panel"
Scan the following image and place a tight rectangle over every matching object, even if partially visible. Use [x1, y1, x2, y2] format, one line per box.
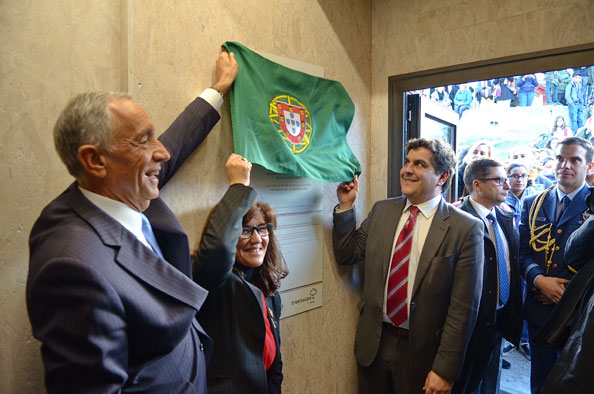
[0, 1, 122, 391]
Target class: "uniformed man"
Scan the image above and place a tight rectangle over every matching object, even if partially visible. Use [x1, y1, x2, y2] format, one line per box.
[519, 136, 593, 394]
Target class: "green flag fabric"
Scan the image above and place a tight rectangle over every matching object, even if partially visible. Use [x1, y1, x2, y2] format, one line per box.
[223, 41, 361, 183]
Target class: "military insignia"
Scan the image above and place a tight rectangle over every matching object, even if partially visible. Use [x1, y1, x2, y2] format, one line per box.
[583, 212, 591, 221]
[268, 307, 277, 328]
[269, 95, 312, 154]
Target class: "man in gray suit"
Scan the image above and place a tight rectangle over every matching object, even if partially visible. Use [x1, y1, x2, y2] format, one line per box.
[333, 138, 484, 394]
[27, 50, 237, 393]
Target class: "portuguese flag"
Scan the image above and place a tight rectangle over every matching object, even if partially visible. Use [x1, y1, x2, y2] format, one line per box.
[223, 41, 361, 183]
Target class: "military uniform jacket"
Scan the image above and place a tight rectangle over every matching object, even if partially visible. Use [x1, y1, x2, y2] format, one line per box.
[519, 184, 591, 327]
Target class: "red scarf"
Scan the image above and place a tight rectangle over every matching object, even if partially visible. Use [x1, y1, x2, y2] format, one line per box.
[261, 293, 277, 370]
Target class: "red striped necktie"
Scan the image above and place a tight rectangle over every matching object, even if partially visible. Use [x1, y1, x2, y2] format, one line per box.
[387, 205, 420, 327]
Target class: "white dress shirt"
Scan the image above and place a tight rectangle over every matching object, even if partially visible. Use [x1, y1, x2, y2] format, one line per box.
[78, 186, 151, 249]
[200, 88, 224, 112]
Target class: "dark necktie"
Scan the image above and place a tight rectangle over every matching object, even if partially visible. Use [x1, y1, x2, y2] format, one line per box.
[487, 213, 509, 306]
[141, 214, 164, 259]
[387, 206, 420, 327]
[557, 195, 571, 222]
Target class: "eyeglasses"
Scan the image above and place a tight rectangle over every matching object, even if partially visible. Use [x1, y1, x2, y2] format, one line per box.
[512, 154, 528, 159]
[478, 177, 508, 186]
[508, 174, 528, 180]
[240, 223, 272, 239]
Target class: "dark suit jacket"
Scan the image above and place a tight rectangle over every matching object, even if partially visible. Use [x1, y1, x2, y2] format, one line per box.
[458, 198, 523, 366]
[543, 216, 594, 394]
[333, 197, 484, 392]
[193, 185, 283, 394]
[27, 97, 219, 394]
[542, 277, 594, 394]
[520, 185, 590, 327]
[564, 206, 594, 270]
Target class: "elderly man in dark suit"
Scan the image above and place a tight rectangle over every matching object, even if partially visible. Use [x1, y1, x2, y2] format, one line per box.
[333, 138, 484, 394]
[453, 158, 523, 394]
[26, 50, 237, 394]
[520, 136, 593, 394]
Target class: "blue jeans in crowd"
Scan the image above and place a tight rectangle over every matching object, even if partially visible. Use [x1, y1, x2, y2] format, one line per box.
[518, 92, 535, 107]
[568, 103, 584, 133]
[456, 104, 470, 119]
[545, 82, 558, 104]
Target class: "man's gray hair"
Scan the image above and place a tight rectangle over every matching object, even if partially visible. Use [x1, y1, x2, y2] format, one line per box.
[53, 92, 130, 178]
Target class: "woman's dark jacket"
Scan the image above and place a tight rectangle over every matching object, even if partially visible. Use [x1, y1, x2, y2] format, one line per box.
[193, 184, 283, 394]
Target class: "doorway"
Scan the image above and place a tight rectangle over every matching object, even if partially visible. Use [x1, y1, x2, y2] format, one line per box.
[388, 43, 594, 197]
[388, 44, 594, 394]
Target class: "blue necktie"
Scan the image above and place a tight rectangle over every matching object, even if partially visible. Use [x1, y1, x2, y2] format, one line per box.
[141, 214, 164, 259]
[487, 213, 509, 306]
[557, 195, 571, 222]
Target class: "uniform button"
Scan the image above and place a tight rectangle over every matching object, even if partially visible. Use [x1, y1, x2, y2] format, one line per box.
[557, 229, 563, 234]
[579, 221, 583, 224]
[489, 257, 493, 261]
[556, 246, 560, 251]
[488, 291, 493, 295]
[200, 343, 204, 351]
[553, 264, 558, 268]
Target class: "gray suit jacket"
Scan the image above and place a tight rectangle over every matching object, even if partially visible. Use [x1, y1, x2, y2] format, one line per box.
[27, 97, 219, 394]
[333, 196, 484, 391]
